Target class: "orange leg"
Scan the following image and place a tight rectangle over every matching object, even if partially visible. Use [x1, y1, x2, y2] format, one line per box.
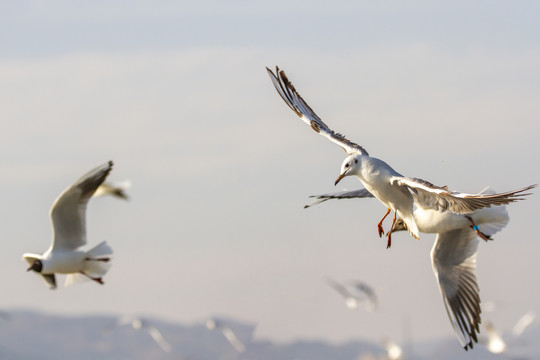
[80, 271, 104, 285]
[377, 208, 391, 237]
[465, 216, 492, 242]
[386, 211, 397, 249]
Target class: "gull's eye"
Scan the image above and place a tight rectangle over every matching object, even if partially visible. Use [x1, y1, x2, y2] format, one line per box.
[354, 159, 358, 164]
[345, 163, 350, 168]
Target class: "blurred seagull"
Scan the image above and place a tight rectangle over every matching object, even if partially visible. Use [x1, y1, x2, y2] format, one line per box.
[267, 66, 535, 248]
[206, 319, 246, 353]
[104, 315, 172, 353]
[22, 161, 114, 290]
[94, 180, 131, 200]
[484, 321, 507, 354]
[326, 277, 377, 311]
[382, 338, 403, 360]
[511, 311, 535, 337]
[306, 187, 516, 350]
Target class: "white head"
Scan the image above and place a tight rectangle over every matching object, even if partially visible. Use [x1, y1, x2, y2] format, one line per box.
[335, 154, 361, 185]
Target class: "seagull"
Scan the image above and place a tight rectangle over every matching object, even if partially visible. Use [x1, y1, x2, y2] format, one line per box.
[22, 161, 114, 290]
[206, 318, 246, 353]
[326, 277, 377, 311]
[267, 66, 535, 248]
[305, 187, 518, 350]
[381, 338, 403, 360]
[511, 311, 535, 337]
[94, 180, 131, 200]
[104, 315, 172, 353]
[484, 321, 507, 354]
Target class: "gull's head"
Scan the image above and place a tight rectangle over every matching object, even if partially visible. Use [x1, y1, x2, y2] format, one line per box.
[391, 218, 408, 232]
[25, 258, 43, 273]
[335, 154, 360, 186]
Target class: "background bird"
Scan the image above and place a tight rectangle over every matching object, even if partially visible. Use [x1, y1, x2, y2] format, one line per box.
[22, 161, 114, 289]
[104, 315, 172, 353]
[94, 180, 131, 201]
[326, 277, 377, 312]
[206, 318, 246, 353]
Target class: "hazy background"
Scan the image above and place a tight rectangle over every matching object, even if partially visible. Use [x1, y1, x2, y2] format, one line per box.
[1, 0, 539, 349]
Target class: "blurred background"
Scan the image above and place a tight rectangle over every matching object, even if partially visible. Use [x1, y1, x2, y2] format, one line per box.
[0, 1, 539, 359]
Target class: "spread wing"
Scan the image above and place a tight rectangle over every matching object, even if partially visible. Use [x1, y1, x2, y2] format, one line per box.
[304, 188, 374, 208]
[145, 325, 172, 353]
[49, 161, 113, 251]
[326, 277, 352, 299]
[266, 66, 369, 156]
[431, 227, 481, 350]
[391, 177, 535, 214]
[352, 281, 378, 311]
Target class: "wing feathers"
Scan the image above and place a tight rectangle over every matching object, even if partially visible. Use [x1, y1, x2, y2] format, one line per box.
[267, 66, 369, 156]
[432, 228, 481, 350]
[392, 177, 535, 214]
[50, 161, 114, 250]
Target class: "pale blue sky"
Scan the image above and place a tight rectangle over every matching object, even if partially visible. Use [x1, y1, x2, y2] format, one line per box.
[1, 0, 539, 346]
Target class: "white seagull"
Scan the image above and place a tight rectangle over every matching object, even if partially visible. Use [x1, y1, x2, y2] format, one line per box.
[326, 277, 377, 311]
[94, 180, 131, 200]
[305, 187, 519, 350]
[22, 161, 114, 290]
[267, 66, 535, 248]
[206, 318, 246, 353]
[104, 315, 172, 353]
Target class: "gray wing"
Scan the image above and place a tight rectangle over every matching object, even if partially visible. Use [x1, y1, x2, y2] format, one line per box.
[392, 177, 535, 214]
[266, 66, 369, 156]
[145, 325, 172, 353]
[326, 278, 352, 299]
[352, 282, 378, 310]
[50, 161, 113, 251]
[40, 274, 57, 290]
[304, 188, 374, 208]
[431, 227, 481, 350]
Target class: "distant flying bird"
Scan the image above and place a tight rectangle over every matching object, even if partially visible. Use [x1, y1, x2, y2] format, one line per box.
[511, 311, 535, 337]
[22, 161, 114, 289]
[305, 187, 523, 350]
[381, 338, 403, 360]
[206, 319, 246, 353]
[94, 180, 131, 200]
[104, 315, 172, 353]
[267, 66, 535, 248]
[326, 277, 377, 311]
[484, 321, 507, 354]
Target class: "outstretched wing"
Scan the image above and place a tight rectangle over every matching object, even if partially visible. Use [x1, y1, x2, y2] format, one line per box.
[391, 177, 535, 214]
[267, 66, 369, 156]
[50, 161, 113, 251]
[431, 227, 481, 350]
[304, 188, 374, 208]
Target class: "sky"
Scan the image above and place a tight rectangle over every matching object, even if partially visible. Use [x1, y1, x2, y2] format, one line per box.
[1, 0, 539, 348]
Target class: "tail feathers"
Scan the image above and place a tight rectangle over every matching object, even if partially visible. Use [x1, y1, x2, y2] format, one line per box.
[84, 241, 113, 277]
[64, 273, 91, 287]
[86, 241, 113, 258]
[475, 206, 510, 238]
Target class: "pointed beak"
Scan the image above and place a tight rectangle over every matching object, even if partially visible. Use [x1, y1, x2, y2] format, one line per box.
[334, 173, 346, 186]
[27, 264, 34, 272]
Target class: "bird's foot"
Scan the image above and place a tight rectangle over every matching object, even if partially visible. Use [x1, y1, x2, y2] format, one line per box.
[386, 233, 392, 249]
[377, 223, 385, 237]
[85, 257, 111, 262]
[80, 271, 105, 285]
[377, 209, 391, 237]
[465, 216, 492, 242]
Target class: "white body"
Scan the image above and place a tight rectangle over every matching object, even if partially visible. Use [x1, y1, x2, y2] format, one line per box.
[22, 161, 114, 289]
